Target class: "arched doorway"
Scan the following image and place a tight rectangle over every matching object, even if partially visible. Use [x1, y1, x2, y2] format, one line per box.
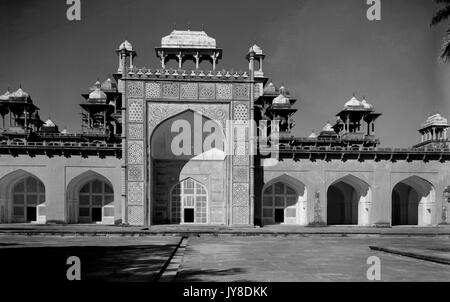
[12, 176, 45, 223]
[66, 171, 115, 224]
[150, 109, 226, 225]
[327, 175, 371, 225]
[170, 178, 208, 224]
[261, 176, 307, 225]
[78, 179, 114, 223]
[0, 170, 46, 223]
[392, 176, 435, 226]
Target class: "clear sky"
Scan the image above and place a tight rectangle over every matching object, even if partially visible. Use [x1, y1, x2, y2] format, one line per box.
[1, 0, 449, 147]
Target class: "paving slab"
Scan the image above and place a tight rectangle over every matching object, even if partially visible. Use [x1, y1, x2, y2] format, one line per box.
[0, 224, 450, 236]
[0, 235, 181, 281]
[176, 236, 450, 282]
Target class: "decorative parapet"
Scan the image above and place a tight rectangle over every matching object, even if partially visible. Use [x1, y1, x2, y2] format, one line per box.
[124, 67, 250, 82]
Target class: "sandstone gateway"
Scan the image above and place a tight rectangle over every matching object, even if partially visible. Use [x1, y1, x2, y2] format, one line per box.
[0, 29, 449, 227]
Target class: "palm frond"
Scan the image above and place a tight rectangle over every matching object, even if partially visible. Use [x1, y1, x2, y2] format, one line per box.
[439, 29, 450, 62]
[433, 0, 450, 4]
[430, 5, 450, 26]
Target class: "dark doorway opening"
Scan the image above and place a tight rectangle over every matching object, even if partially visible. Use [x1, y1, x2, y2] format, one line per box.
[184, 208, 194, 223]
[92, 208, 102, 222]
[26, 207, 36, 222]
[274, 209, 284, 223]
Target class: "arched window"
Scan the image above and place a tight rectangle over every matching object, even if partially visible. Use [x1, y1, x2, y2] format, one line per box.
[171, 178, 207, 224]
[262, 182, 298, 224]
[13, 176, 45, 222]
[78, 180, 114, 223]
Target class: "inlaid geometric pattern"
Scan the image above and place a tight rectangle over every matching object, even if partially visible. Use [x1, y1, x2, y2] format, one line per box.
[128, 182, 144, 205]
[216, 84, 233, 100]
[233, 166, 248, 182]
[233, 206, 249, 224]
[147, 103, 228, 133]
[162, 82, 179, 99]
[233, 183, 249, 206]
[254, 83, 262, 98]
[128, 165, 144, 181]
[233, 84, 250, 100]
[128, 124, 144, 139]
[128, 141, 144, 164]
[235, 142, 248, 156]
[127, 81, 144, 98]
[180, 83, 198, 99]
[145, 82, 161, 99]
[234, 103, 248, 121]
[199, 83, 215, 99]
[128, 99, 144, 122]
[233, 123, 248, 142]
[128, 205, 144, 225]
[233, 155, 249, 166]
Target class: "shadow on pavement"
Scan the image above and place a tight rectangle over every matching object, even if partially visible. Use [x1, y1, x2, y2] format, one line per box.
[176, 267, 252, 282]
[0, 244, 176, 282]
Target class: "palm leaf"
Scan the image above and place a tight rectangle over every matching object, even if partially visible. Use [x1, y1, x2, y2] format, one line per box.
[430, 5, 450, 26]
[433, 0, 450, 4]
[439, 26, 450, 62]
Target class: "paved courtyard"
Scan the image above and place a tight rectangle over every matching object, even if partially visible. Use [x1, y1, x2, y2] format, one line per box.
[0, 234, 449, 282]
[0, 235, 180, 281]
[176, 236, 450, 282]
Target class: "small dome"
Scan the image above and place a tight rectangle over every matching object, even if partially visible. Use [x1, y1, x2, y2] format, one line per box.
[249, 44, 263, 55]
[61, 128, 69, 134]
[361, 98, 373, 110]
[44, 119, 55, 127]
[344, 95, 361, 108]
[422, 113, 449, 128]
[119, 40, 133, 51]
[0, 89, 11, 101]
[308, 131, 318, 139]
[264, 82, 277, 94]
[272, 93, 290, 105]
[11, 87, 29, 98]
[89, 88, 107, 100]
[101, 78, 116, 91]
[322, 122, 334, 132]
[161, 30, 216, 49]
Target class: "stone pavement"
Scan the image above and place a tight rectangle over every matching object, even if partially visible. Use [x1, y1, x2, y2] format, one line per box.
[176, 236, 450, 282]
[0, 235, 181, 281]
[0, 223, 450, 236]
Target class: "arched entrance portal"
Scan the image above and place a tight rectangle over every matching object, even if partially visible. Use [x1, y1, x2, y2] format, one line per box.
[78, 179, 114, 223]
[327, 175, 371, 226]
[150, 109, 226, 225]
[66, 171, 115, 224]
[170, 178, 208, 224]
[392, 176, 435, 226]
[12, 176, 45, 223]
[0, 170, 46, 223]
[261, 176, 307, 225]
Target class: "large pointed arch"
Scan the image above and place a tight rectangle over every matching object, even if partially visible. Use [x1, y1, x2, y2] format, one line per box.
[327, 174, 372, 226]
[66, 170, 114, 224]
[261, 174, 308, 225]
[149, 108, 227, 225]
[392, 175, 435, 226]
[150, 108, 227, 160]
[0, 169, 46, 223]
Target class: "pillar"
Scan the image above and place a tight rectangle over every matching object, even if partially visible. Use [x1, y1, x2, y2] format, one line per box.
[177, 52, 182, 69]
[195, 52, 199, 70]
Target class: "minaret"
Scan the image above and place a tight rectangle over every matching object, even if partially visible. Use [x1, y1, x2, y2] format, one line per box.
[116, 40, 137, 74]
[247, 44, 265, 78]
